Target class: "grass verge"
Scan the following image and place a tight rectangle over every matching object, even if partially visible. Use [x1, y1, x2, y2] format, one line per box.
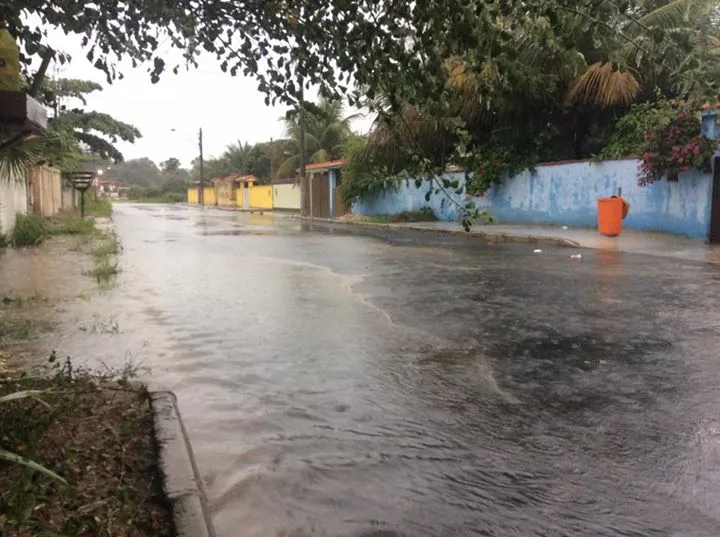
[84, 197, 113, 218]
[361, 208, 438, 224]
[0, 358, 173, 536]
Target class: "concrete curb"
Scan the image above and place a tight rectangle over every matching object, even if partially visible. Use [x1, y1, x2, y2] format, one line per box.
[150, 391, 217, 537]
[302, 217, 582, 248]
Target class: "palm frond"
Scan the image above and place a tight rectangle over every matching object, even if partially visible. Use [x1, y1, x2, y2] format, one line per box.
[0, 137, 41, 181]
[276, 154, 301, 177]
[635, 0, 710, 30]
[309, 149, 330, 163]
[566, 62, 641, 107]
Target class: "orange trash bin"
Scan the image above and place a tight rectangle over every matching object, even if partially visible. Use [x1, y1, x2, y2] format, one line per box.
[597, 197, 628, 237]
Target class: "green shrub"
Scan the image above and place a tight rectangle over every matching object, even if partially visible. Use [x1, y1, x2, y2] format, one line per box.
[84, 197, 112, 217]
[162, 192, 186, 203]
[397, 207, 437, 222]
[47, 214, 96, 236]
[12, 214, 48, 246]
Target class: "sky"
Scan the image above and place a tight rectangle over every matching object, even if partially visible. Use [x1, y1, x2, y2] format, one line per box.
[38, 27, 372, 168]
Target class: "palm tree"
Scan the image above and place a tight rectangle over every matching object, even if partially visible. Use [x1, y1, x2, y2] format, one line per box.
[222, 140, 253, 174]
[567, 0, 720, 107]
[276, 98, 361, 177]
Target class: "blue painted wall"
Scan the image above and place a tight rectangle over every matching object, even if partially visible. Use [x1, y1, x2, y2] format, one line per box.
[352, 159, 713, 239]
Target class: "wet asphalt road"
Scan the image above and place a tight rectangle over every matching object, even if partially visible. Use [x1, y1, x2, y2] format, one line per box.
[53, 204, 720, 536]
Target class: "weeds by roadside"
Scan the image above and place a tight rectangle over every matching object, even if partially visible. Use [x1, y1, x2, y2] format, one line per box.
[85, 197, 113, 218]
[362, 207, 439, 224]
[87, 258, 120, 285]
[3, 199, 112, 250]
[91, 237, 120, 258]
[9, 212, 99, 248]
[11, 214, 49, 246]
[0, 355, 172, 536]
[85, 231, 121, 287]
[48, 214, 98, 236]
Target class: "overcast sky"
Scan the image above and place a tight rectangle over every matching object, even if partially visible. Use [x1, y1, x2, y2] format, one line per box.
[41, 28, 371, 168]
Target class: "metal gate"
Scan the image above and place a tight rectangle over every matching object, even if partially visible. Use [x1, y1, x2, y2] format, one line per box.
[710, 157, 720, 244]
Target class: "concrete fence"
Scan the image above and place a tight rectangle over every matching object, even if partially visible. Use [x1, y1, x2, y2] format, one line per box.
[0, 171, 28, 235]
[352, 158, 714, 239]
[187, 182, 301, 211]
[272, 182, 301, 210]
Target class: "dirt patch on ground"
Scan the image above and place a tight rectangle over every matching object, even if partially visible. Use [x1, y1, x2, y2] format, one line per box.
[0, 372, 173, 536]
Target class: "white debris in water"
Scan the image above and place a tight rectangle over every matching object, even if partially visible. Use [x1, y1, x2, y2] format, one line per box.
[570, 254, 583, 260]
[533, 249, 542, 254]
[562, 226, 568, 230]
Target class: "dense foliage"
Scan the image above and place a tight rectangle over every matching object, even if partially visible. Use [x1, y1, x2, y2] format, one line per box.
[600, 97, 717, 185]
[1, 78, 141, 177]
[338, 0, 720, 225]
[6, 0, 719, 225]
[194, 139, 294, 183]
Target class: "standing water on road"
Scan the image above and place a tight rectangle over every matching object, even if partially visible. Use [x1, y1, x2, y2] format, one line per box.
[31, 204, 720, 536]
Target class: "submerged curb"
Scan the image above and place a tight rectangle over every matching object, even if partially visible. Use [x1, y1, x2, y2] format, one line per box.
[150, 391, 217, 537]
[302, 217, 582, 248]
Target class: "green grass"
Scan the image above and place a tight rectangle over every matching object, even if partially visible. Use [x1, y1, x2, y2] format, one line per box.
[11, 214, 49, 246]
[47, 214, 97, 236]
[84, 197, 113, 218]
[85, 231, 121, 286]
[87, 259, 120, 284]
[91, 237, 120, 258]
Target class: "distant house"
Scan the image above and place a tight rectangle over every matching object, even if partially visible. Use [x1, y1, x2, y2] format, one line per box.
[97, 180, 120, 199]
[302, 160, 346, 218]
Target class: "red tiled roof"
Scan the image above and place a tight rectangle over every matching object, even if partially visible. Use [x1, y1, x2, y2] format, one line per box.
[305, 160, 344, 172]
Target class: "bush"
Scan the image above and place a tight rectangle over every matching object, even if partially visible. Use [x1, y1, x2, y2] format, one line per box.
[126, 185, 148, 199]
[12, 214, 48, 246]
[395, 207, 438, 222]
[599, 96, 716, 185]
[162, 192, 186, 203]
[47, 214, 96, 236]
[84, 197, 112, 217]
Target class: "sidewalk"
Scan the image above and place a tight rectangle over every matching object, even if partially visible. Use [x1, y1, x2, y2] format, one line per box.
[323, 218, 720, 264]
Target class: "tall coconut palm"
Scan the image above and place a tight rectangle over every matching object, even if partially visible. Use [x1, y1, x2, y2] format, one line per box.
[276, 98, 361, 177]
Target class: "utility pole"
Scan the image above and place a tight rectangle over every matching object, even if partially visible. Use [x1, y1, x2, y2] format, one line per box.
[198, 127, 204, 206]
[269, 137, 274, 181]
[298, 75, 308, 216]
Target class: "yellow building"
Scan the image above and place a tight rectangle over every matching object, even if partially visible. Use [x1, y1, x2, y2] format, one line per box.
[215, 176, 239, 208]
[203, 187, 216, 206]
[187, 187, 199, 204]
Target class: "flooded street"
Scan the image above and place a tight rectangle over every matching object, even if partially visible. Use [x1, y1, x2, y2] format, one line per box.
[19, 203, 720, 536]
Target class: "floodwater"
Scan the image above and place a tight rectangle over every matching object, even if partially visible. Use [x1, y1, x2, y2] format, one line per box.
[14, 204, 720, 536]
